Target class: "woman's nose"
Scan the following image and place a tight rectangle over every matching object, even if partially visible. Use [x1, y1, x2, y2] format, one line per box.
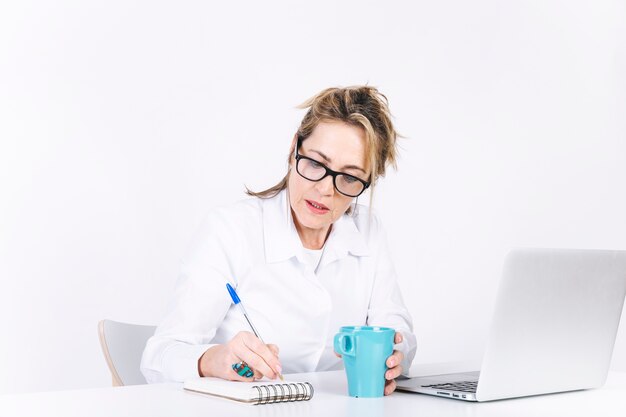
[316, 175, 335, 196]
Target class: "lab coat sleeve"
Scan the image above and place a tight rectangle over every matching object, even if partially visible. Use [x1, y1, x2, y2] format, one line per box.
[366, 219, 417, 376]
[140, 209, 240, 383]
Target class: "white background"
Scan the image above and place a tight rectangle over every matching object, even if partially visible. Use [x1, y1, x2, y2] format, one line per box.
[1, 0, 625, 394]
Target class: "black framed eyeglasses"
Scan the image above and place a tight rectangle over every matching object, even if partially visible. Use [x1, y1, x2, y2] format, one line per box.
[295, 138, 370, 198]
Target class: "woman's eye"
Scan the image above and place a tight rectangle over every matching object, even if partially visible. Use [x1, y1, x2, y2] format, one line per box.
[310, 160, 323, 168]
[343, 175, 358, 184]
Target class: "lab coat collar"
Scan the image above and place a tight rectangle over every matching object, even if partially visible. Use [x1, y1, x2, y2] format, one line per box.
[262, 190, 370, 265]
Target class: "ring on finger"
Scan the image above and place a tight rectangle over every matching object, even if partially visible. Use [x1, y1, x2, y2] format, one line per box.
[232, 360, 254, 378]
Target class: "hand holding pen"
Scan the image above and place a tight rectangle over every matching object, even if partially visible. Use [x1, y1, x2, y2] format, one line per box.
[197, 284, 283, 381]
[226, 283, 284, 381]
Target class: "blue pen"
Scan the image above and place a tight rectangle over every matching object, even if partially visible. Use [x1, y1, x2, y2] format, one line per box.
[226, 283, 284, 380]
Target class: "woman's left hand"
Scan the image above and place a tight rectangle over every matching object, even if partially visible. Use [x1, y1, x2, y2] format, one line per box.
[384, 332, 405, 396]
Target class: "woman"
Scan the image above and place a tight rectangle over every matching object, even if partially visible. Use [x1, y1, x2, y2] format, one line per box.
[141, 86, 417, 395]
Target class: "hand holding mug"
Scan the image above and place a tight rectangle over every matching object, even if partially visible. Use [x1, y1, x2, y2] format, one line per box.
[383, 332, 404, 395]
[334, 326, 398, 397]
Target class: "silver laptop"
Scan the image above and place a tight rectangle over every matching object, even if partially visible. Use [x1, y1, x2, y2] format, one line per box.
[397, 248, 626, 402]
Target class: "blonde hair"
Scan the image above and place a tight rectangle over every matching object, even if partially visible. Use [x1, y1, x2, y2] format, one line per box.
[246, 85, 400, 200]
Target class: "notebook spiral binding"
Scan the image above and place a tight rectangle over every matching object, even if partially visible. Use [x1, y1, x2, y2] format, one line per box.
[252, 382, 314, 405]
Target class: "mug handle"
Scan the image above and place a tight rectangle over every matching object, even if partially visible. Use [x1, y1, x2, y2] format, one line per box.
[334, 333, 356, 357]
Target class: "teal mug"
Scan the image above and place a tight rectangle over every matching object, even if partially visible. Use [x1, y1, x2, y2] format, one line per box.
[334, 326, 395, 397]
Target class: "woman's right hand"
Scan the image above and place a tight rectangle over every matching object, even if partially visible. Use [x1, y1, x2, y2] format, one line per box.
[198, 331, 281, 381]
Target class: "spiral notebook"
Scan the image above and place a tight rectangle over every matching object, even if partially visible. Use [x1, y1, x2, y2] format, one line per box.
[183, 377, 314, 405]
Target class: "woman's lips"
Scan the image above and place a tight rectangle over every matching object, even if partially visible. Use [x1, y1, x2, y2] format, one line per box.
[305, 199, 329, 214]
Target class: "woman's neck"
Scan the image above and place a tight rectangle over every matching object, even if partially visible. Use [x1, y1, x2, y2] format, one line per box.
[291, 211, 332, 250]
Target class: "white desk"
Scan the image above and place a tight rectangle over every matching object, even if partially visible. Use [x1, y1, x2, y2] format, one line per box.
[2, 371, 626, 417]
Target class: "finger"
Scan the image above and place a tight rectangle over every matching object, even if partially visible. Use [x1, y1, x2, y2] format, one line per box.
[225, 368, 251, 381]
[234, 342, 277, 379]
[384, 379, 397, 396]
[226, 372, 252, 382]
[230, 351, 257, 380]
[242, 334, 282, 375]
[334, 352, 342, 358]
[227, 357, 256, 381]
[267, 344, 280, 357]
[394, 332, 403, 344]
[385, 365, 403, 380]
[234, 347, 276, 379]
[386, 350, 404, 368]
[243, 333, 281, 364]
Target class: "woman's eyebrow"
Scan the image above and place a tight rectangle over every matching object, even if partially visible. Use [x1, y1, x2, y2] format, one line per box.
[310, 149, 366, 174]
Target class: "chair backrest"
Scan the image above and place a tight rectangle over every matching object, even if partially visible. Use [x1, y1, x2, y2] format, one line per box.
[98, 319, 156, 386]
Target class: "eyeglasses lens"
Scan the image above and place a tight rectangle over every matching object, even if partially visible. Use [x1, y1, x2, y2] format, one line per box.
[296, 158, 364, 197]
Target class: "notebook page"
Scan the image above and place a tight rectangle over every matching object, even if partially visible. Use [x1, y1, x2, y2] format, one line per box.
[184, 377, 258, 400]
[183, 377, 314, 404]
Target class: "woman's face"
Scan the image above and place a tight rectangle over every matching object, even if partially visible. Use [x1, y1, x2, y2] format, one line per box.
[288, 120, 369, 244]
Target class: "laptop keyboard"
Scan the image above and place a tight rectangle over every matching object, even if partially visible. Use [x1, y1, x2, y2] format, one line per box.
[421, 381, 478, 393]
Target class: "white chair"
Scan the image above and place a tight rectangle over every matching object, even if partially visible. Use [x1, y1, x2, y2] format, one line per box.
[98, 319, 156, 386]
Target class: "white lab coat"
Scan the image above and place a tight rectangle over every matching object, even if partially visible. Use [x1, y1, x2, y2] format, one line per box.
[141, 190, 417, 383]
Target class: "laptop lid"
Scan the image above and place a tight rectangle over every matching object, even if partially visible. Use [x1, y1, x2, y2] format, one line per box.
[475, 248, 626, 401]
